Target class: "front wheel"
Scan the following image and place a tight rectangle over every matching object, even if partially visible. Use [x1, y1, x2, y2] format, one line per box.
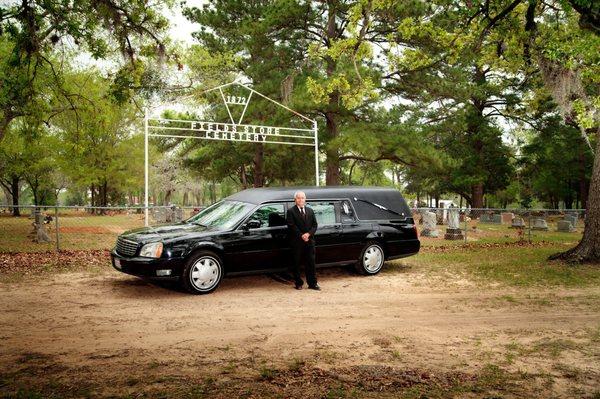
[355, 242, 385, 275]
[181, 251, 223, 294]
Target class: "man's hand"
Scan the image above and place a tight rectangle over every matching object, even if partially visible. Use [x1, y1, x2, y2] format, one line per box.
[301, 233, 310, 242]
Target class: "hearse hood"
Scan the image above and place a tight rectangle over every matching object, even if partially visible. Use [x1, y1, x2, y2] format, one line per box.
[120, 222, 217, 243]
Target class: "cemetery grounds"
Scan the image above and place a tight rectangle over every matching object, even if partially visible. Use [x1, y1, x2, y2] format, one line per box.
[0, 210, 599, 398]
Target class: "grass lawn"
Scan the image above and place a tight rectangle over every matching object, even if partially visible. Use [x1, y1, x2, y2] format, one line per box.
[0, 212, 145, 252]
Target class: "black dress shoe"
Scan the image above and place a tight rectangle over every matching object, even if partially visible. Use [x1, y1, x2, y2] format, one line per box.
[308, 284, 321, 291]
[295, 283, 303, 290]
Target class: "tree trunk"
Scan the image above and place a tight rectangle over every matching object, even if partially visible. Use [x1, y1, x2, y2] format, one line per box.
[324, 1, 341, 186]
[471, 183, 484, 209]
[324, 111, 341, 185]
[90, 184, 96, 214]
[0, 111, 15, 145]
[240, 165, 248, 189]
[11, 176, 20, 216]
[550, 135, 600, 262]
[102, 181, 108, 207]
[253, 143, 264, 187]
[579, 146, 588, 209]
[470, 183, 484, 218]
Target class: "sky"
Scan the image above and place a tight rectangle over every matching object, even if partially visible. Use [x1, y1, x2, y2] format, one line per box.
[167, 1, 203, 44]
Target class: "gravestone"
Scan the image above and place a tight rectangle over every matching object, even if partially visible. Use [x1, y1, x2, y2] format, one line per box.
[480, 214, 492, 223]
[531, 218, 549, 231]
[557, 220, 575, 232]
[500, 212, 514, 224]
[420, 211, 440, 238]
[173, 207, 183, 222]
[165, 206, 183, 223]
[491, 214, 502, 224]
[564, 214, 578, 228]
[444, 207, 464, 240]
[510, 217, 526, 228]
[152, 208, 166, 223]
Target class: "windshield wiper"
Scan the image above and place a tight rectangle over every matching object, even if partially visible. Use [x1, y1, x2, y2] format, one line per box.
[189, 221, 207, 227]
[353, 197, 406, 218]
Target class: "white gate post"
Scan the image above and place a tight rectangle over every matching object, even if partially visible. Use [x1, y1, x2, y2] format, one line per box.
[314, 120, 319, 186]
[144, 108, 149, 227]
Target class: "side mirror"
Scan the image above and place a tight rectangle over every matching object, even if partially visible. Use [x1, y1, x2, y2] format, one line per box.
[245, 220, 261, 229]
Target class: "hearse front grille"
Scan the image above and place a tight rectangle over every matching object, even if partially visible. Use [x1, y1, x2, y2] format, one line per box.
[116, 237, 139, 257]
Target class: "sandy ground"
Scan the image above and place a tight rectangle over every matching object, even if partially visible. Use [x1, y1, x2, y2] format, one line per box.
[1, 265, 599, 398]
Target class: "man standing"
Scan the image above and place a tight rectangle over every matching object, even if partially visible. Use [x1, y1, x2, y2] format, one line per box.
[286, 190, 320, 290]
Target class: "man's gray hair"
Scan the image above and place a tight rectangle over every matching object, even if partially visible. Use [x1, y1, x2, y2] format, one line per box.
[294, 190, 306, 199]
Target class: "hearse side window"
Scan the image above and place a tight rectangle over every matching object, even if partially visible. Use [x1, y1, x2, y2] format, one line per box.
[340, 200, 356, 223]
[306, 201, 337, 226]
[248, 203, 286, 228]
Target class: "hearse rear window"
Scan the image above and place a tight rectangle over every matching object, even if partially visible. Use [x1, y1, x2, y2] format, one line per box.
[307, 201, 336, 226]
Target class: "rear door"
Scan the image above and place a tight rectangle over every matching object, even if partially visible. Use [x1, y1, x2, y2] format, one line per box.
[305, 200, 344, 265]
[339, 199, 375, 260]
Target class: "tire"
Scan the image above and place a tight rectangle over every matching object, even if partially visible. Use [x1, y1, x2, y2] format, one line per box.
[181, 250, 223, 294]
[355, 242, 385, 275]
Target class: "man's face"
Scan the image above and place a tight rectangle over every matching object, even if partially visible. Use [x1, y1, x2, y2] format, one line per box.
[295, 192, 306, 207]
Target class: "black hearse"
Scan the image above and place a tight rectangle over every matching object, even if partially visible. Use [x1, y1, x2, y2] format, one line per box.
[111, 186, 420, 294]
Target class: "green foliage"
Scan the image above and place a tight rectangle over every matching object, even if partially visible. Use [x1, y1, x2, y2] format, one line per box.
[1, 0, 598, 209]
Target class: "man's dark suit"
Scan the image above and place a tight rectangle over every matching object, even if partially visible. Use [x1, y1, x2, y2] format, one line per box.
[286, 205, 318, 287]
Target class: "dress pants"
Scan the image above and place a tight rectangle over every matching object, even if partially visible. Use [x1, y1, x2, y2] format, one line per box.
[290, 239, 317, 287]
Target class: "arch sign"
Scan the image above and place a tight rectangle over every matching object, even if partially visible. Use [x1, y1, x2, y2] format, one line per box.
[143, 81, 319, 226]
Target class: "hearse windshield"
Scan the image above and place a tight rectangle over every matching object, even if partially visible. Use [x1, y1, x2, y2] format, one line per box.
[185, 200, 254, 229]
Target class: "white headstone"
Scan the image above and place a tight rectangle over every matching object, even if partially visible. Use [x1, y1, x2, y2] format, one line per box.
[557, 220, 575, 232]
[531, 218, 548, 231]
[420, 211, 439, 238]
[444, 207, 464, 240]
[511, 217, 525, 228]
[447, 207, 460, 229]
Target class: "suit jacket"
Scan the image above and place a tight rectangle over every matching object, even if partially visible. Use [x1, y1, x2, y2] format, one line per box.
[286, 205, 318, 245]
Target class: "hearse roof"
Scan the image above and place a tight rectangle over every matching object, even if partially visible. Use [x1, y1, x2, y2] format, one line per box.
[225, 186, 412, 220]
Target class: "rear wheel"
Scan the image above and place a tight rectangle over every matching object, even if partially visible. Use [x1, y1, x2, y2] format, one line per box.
[181, 251, 223, 294]
[355, 242, 385, 275]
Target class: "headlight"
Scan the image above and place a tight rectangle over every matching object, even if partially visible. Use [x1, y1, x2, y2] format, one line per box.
[140, 242, 163, 258]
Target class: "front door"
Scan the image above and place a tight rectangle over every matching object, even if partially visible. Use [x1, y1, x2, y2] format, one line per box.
[225, 203, 288, 272]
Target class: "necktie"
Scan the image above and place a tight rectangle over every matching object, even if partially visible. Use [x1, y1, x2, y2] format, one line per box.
[301, 207, 305, 219]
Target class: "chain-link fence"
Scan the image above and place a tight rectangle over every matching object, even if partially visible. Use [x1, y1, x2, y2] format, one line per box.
[0, 205, 586, 253]
[0, 205, 205, 253]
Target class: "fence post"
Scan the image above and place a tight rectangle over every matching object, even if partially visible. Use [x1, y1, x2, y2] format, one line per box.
[55, 206, 60, 251]
[463, 209, 468, 243]
[528, 212, 531, 243]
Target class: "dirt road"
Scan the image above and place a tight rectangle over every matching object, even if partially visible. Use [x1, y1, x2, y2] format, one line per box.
[1, 265, 599, 398]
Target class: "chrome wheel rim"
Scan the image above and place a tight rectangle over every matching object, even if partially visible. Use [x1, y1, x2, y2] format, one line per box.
[190, 256, 221, 291]
[363, 245, 383, 273]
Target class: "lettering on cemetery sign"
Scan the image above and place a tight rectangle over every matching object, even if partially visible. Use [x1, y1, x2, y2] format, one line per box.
[143, 81, 320, 226]
[225, 95, 248, 105]
[147, 119, 315, 146]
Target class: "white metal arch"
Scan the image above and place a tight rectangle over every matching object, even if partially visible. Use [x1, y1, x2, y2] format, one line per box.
[144, 81, 319, 226]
